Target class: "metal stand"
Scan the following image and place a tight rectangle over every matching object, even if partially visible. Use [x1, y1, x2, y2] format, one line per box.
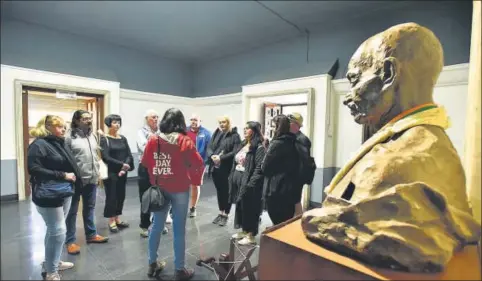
[196, 238, 258, 281]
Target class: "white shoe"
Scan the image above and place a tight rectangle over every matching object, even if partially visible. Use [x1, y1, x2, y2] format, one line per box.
[165, 214, 172, 224]
[231, 231, 248, 240]
[46, 272, 61, 280]
[238, 234, 256, 245]
[42, 261, 74, 272]
[58, 261, 74, 271]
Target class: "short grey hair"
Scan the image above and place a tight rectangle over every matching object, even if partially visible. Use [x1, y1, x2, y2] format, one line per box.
[144, 109, 159, 119]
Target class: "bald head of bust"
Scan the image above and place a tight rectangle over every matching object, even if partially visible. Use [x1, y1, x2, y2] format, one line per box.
[343, 22, 444, 129]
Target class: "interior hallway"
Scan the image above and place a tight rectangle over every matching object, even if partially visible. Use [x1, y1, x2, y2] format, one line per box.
[1, 178, 270, 280]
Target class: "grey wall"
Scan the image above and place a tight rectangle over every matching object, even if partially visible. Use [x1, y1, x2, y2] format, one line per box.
[1, 160, 17, 197]
[1, 20, 192, 97]
[192, 1, 472, 97]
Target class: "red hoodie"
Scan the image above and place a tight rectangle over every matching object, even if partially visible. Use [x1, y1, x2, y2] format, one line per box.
[141, 132, 204, 193]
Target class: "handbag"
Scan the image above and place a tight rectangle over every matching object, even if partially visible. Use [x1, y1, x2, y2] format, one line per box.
[141, 137, 167, 214]
[34, 181, 74, 200]
[98, 135, 109, 180]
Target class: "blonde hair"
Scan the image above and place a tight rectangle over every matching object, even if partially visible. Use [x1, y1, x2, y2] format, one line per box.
[30, 115, 65, 138]
[218, 115, 231, 131]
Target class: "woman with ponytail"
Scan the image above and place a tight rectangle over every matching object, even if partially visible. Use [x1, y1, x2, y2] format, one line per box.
[28, 115, 82, 280]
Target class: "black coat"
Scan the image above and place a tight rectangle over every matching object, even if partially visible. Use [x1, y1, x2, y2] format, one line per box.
[261, 133, 302, 204]
[27, 135, 82, 208]
[206, 127, 241, 175]
[228, 141, 266, 203]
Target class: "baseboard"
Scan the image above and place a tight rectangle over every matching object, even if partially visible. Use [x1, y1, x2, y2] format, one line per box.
[1, 194, 19, 202]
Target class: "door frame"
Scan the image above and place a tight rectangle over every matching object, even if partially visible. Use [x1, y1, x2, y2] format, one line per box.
[14, 79, 111, 201]
[242, 88, 315, 207]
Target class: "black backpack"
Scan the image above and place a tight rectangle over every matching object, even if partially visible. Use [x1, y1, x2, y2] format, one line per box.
[294, 141, 316, 185]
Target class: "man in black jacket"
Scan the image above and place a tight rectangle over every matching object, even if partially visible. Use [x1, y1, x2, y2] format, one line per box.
[288, 113, 312, 215]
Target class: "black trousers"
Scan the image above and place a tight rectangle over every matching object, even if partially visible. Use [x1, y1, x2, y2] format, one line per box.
[266, 197, 295, 225]
[103, 173, 127, 218]
[212, 168, 232, 214]
[137, 164, 152, 229]
[234, 189, 262, 236]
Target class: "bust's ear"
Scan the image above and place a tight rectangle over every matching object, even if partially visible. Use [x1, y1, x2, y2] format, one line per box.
[381, 57, 399, 91]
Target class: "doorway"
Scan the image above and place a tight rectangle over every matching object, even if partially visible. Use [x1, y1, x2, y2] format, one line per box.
[22, 86, 105, 198]
[243, 88, 314, 209]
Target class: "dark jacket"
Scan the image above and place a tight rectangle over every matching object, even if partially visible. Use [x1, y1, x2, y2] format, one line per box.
[206, 127, 241, 175]
[296, 131, 311, 151]
[262, 133, 301, 203]
[27, 135, 82, 208]
[228, 141, 266, 203]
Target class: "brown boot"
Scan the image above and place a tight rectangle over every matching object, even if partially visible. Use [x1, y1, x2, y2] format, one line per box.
[86, 234, 109, 243]
[66, 243, 80, 255]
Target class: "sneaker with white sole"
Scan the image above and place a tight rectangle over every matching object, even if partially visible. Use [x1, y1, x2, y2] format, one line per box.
[189, 207, 197, 218]
[165, 214, 173, 224]
[140, 228, 149, 238]
[238, 234, 256, 245]
[231, 231, 248, 240]
[45, 272, 61, 280]
[41, 261, 74, 278]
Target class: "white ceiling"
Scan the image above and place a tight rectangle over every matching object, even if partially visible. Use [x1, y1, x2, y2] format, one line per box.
[1, 1, 406, 63]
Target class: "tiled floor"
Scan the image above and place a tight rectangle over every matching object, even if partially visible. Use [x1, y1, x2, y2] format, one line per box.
[1, 178, 272, 280]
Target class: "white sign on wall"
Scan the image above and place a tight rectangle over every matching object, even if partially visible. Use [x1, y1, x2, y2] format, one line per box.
[56, 90, 77, 100]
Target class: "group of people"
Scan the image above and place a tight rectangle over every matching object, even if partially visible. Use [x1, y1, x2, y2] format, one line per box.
[27, 107, 313, 280]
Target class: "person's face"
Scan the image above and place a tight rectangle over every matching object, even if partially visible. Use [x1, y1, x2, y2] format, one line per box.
[48, 123, 66, 138]
[146, 114, 158, 130]
[244, 125, 253, 139]
[110, 120, 121, 132]
[190, 117, 200, 130]
[343, 48, 398, 127]
[77, 113, 93, 129]
[219, 119, 228, 131]
[290, 121, 300, 133]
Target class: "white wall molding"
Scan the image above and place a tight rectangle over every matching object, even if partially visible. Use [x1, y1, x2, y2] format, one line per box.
[192, 92, 242, 106]
[332, 63, 470, 95]
[243, 74, 328, 93]
[120, 88, 192, 105]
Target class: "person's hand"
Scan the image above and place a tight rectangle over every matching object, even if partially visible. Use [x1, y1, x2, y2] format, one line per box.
[122, 163, 130, 171]
[97, 129, 105, 136]
[65, 173, 76, 182]
[212, 155, 221, 166]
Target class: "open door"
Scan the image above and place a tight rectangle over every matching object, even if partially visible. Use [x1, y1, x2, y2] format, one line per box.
[21, 86, 105, 199]
[22, 90, 31, 197]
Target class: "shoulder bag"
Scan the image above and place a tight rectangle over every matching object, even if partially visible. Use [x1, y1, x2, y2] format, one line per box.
[141, 137, 167, 214]
[98, 135, 109, 180]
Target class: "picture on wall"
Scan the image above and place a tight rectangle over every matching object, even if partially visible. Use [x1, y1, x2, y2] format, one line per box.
[263, 103, 281, 140]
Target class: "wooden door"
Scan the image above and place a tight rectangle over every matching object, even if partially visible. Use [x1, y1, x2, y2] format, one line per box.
[22, 90, 31, 197]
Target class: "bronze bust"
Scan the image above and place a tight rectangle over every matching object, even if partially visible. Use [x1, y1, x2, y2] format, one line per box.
[301, 22, 481, 273]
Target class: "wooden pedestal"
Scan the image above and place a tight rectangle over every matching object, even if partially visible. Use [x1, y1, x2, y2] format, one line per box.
[258, 218, 481, 280]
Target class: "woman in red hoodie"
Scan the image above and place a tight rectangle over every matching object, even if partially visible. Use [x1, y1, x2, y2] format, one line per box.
[141, 108, 204, 280]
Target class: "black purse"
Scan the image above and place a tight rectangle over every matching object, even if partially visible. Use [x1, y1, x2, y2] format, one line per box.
[34, 181, 74, 200]
[141, 137, 167, 214]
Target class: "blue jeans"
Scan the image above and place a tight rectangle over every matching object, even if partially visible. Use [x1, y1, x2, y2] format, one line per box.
[148, 190, 189, 270]
[36, 197, 72, 274]
[65, 184, 98, 244]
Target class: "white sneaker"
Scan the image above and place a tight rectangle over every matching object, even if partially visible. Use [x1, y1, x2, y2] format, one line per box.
[165, 214, 172, 224]
[238, 234, 256, 245]
[140, 228, 149, 238]
[42, 261, 74, 272]
[46, 272, 61, 280]
[58, 261, 74, 271]
[231, 231, 248, 240]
